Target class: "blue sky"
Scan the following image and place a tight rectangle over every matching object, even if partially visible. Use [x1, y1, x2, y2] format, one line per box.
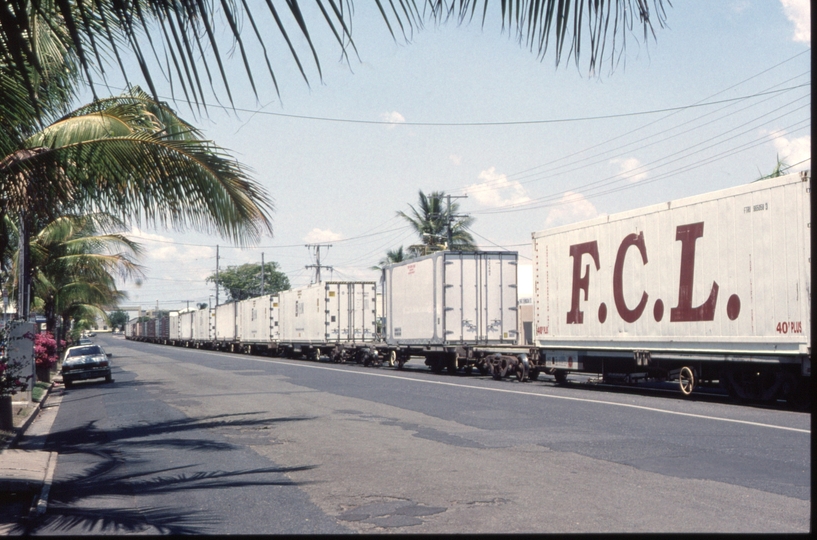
[108, 1, 811, 313]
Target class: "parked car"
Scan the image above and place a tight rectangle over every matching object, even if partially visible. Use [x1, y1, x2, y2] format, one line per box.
[62, 344, 112, 387]
[78, 337, 92, 345]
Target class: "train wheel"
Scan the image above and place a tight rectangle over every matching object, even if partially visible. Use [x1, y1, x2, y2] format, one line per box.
[463, 365, 473, 375]
[679, 366, 695, 395]
[388, 350, 396, 367]
[515, 364, 526, 382]
[529, 369, 540, 381]
[554, 370, 567, 384]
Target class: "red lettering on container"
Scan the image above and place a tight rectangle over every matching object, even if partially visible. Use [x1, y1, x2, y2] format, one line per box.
[613, 232, 649, 323]
[566, 241, 600, 324]
[670, 222, 718, 322]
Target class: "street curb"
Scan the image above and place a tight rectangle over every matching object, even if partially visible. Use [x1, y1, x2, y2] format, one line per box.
[6, 382, 55, 450]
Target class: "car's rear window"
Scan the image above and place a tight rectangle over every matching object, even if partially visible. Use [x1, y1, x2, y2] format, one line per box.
[67, 346, 102, 357]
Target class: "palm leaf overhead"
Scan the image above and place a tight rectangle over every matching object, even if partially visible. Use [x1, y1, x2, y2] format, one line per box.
[1, 87, 273, 246]
[1, 1, 669, 115]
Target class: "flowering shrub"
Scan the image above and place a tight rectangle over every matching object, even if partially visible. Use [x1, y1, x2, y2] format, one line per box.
[1, 325, 33, 396]
[34, 331, 62, 369]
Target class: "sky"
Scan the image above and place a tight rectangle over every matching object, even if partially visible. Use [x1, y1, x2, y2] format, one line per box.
[98, 1, 811, 315]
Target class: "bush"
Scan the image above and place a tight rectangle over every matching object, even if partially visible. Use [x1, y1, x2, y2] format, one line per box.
[34, 331, 63, 370]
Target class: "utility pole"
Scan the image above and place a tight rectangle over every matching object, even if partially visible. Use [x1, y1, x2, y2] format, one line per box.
[261, 252, 265, 295]
[17, 213, 31, 320]
[305, 244, 333, 284]
[215, 245, 219, 307]
[445, 194, 469, 250]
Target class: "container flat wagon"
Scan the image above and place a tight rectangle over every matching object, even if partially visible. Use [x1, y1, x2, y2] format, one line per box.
[383, 251, 522, 374]
[530, 171, 811, 404]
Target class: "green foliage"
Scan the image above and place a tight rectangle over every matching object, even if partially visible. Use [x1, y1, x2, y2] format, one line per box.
[398, 191, 476, 257]
[207, 262, 290, 302]
[755, 154, 791, 181]
[32, 381, 51, 402]
[1, 2, 668, 119]
[108, 310, 129, 330]
[372, 246, 406, 271]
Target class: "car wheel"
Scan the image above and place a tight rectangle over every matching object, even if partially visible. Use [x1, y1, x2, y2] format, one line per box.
[64, 379, 73, 388]
[105, 373, 113, 383]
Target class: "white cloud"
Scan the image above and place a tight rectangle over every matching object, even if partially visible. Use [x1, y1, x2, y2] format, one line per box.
[771, 132, 811, 169]
[304, 228, 343, 243]
[128, 229, 214, 263]
[780, 0, 810, 43]
[449, 154, 462, 166]
[610, 157, 648, 183]
[465, 167, 530, 208]
[545, 192, 600, 228]
[380, 111, 405, 130]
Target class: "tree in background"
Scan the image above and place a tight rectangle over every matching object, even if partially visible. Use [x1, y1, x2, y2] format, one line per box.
[108, 310, 129, 330]
[8, 213, 142, 334]
[207, 262, 290, 303]
[398, 191, 476, 257]
[371, 246, 406, 272]
[755, 155, 792, 181]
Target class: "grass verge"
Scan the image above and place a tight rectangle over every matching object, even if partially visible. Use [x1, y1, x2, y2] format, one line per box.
[31, 382, 51, 403]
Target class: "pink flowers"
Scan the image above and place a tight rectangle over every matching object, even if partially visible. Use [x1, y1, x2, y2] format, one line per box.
[34, 332, 62, 368]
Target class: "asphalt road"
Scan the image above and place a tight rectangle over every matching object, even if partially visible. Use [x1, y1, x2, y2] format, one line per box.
[24, 335, 811, 534]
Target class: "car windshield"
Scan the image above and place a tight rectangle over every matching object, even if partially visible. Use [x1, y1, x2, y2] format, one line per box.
[67, 346, 103, 357]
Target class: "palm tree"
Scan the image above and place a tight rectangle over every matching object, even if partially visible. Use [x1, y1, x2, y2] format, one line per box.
[8, 212, 142, 334]
[1, 1, 670, 116]
[398, 190, 476, 257]
[1, 86, 274, 317]
[2, 86, 272, 243]
[371, 246, 406, 272]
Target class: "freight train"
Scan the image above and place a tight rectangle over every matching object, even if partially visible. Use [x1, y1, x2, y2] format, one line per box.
[126, 171, 811, 407]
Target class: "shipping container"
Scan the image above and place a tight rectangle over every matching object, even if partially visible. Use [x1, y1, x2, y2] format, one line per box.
[192, 308, 214, 342]
[384, 251, 519, 347]
[215, 302, 238, 344]
[169, 312, 180, 340]
[238, 294, 280, 345]
[278, 281, 377, 349]
[179, 311, 194, 341]
[531, 171, 810, 401]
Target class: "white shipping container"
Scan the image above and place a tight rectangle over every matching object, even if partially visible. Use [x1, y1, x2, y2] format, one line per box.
[179, 311, 193, 340]
[532, 172, 811, 356]
[238, 294, 280, 343]
[384, 251, 519, 346]
[169, 312, 180, 340]
[278, 282, 377, 345]
[215, 302, 238, 341]
[192, 308, 214, 341]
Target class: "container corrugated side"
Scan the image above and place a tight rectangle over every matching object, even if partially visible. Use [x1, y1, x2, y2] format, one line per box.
[385, 251, 519, 346]
[215, 302, 237, 341]
[238, 294, 279, 344]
